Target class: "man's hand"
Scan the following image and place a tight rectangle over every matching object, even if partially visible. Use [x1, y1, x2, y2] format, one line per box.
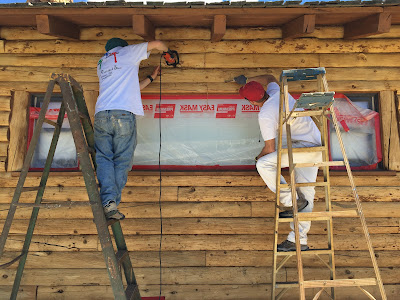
[234, 75, 248, 85]
[151, 66, 161, 81]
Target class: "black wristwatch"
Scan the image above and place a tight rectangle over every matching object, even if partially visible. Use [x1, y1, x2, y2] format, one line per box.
[147, 75, 154, 82]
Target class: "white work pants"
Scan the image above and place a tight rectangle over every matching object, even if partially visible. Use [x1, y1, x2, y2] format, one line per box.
[256, 142, 321, 245]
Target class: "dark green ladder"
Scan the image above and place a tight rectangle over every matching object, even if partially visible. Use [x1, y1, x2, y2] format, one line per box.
[0, 73, 141, 300]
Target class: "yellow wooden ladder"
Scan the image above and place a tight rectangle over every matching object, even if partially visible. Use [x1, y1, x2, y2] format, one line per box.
[271, 68, 387, 300]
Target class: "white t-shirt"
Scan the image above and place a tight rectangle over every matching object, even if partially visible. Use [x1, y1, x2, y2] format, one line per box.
[258, 82, 321, 146]
[95, 43, 150, 116]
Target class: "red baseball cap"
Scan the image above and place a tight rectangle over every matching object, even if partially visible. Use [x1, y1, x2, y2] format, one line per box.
[239, 81, 266, 102]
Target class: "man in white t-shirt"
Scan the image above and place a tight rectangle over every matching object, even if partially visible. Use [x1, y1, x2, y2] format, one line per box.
[235, 74, 322, 252]
[95, 37, 176, 220]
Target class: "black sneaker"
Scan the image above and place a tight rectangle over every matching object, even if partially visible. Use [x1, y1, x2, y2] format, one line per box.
[279, 197, 309, 218]
[103, 201, 125, 220]
[277, 240, 309, 252]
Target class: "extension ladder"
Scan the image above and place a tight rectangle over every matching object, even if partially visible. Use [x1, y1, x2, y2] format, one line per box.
[0, 74, 141, 300]
[271, 68, 387, 300]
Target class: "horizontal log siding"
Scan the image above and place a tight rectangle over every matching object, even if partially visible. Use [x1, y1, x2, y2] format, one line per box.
[0, 25, 399, 299]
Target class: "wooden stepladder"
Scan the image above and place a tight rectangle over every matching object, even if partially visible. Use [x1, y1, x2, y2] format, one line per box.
[271, 68, 387, 300]
[0, 74, 141, 300]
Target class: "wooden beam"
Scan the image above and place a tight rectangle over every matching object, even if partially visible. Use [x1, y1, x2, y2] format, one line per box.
[211, 15, 226, 42]
[344, 13, 392, 40]
[7, 90, 29, 172]
[379, 90, 400, 171]
[282, 15, 315, 40]
[132, 15, 155, 41]
[0, 40, 4, 54]
[36, 15, 80, 40]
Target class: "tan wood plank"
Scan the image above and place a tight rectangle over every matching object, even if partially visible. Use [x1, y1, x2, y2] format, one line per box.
[6, 39, 400, 55]
[344, 13, 391, 40]
[120, 234, 399, 251]
[0, 156, 5, 172]
[0, 266, 398, 286]
[0, 111, 10, 126]
[0, 40, 4, 54]
[0, 251, 206, 269]
[1, 173, 400, 187]
[380, 91, 400, 170]
[0, 202, 251, 219]
[0, 286, 36, 300]
[0, 186, 178, 203]
[0, 126, 8, 142]
[3, 235, 97, 252]
[205, 250, 400, 268]
[35, 284, 400, 300]
[0, 217, 396, 235]
[36, 15, 80, 40]
[0, 96, 11, 111]
[0, 141, 7, 156]
[4, 66, 400, 84]
[0, 89, 11, 97]
[7, 90, 29, 172]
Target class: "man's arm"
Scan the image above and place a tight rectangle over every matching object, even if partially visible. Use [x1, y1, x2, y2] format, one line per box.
[256, 139, 275, 160]
[147, 40, 169, 52]
[140, 66, 160, 90]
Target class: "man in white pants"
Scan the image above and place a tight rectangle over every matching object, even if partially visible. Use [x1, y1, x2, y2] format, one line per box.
[235, 74, 321, 251]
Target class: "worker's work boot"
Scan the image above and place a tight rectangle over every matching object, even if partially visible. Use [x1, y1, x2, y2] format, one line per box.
[277, 240, 309, 252]
[104, 201, 125, 220]
[279, 196, 309, 218]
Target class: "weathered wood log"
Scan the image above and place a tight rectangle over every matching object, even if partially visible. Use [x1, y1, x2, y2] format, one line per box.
[0, 251, 206, 269]
[0, 217, 396, 235]
[0, 266, 398, 286]
[5, 38, 400, 55]
[1, 173, 400, 187]
[0, 286, 36, 300]
[7, 90, 29, 172]
[380, 90, 400, 171]
[0, 96, 11, 111]
[3, 66, 400, 84]
[0, 111, 10, 126]
[0, 141, 7, 156]
[0, 126, 8, 142]
[34, 284, 400, 300]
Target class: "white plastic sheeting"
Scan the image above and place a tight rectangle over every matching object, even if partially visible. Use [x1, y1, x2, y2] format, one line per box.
[132, 97, 263, 169]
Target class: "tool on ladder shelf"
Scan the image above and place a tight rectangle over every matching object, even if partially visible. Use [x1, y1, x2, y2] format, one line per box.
[0, 73, 141, 300]
[271, 67, 387, 300]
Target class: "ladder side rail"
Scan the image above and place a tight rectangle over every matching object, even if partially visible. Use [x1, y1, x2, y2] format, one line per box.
[330, 109, 387, 300]
[282, 77, 306, 300]
[272, 78, 287, 299]
[70, 84, 96, 169]
[0, 80, 56, 257]
[321, 109, 336, 300]
[59, 80, 128, 300]
[111, 222, 140, 300]
[320, 73, 336, 300]
[11, 100, 66, 300]
[285, 116, 306, 300]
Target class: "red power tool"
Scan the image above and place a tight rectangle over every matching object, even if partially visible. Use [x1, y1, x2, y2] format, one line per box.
[162, 49, 180, 68]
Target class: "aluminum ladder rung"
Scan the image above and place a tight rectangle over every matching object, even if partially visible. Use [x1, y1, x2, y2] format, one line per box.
[294, 161, 344, 168]
[303, 278, 377, 288]
[280, 181, 328, 188]
[21, 187, 41, 192]
[43, 118, 59, 127]
[281, 146, 326, 153]
[125, 284, 140, 300]
[278, 210, 358, 222]
[276, 249, 333, 256]
[115, 249, 129, 265]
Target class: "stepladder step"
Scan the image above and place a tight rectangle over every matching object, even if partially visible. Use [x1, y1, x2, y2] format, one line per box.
[276, 249, 333, 256]
[276, 278, 377, 289]
[294, 161, 344, 168]
[278, 210, 359, 222]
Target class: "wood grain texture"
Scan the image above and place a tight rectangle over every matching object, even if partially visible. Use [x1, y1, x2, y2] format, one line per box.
[7, 90, 29, 171]
[380, 91, 400, 170]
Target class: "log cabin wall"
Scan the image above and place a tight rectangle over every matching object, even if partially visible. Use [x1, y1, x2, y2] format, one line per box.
[0, 19, 400, 300]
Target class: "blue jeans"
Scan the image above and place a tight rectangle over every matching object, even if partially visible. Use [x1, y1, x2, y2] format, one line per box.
[94, 110, 137, 206]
